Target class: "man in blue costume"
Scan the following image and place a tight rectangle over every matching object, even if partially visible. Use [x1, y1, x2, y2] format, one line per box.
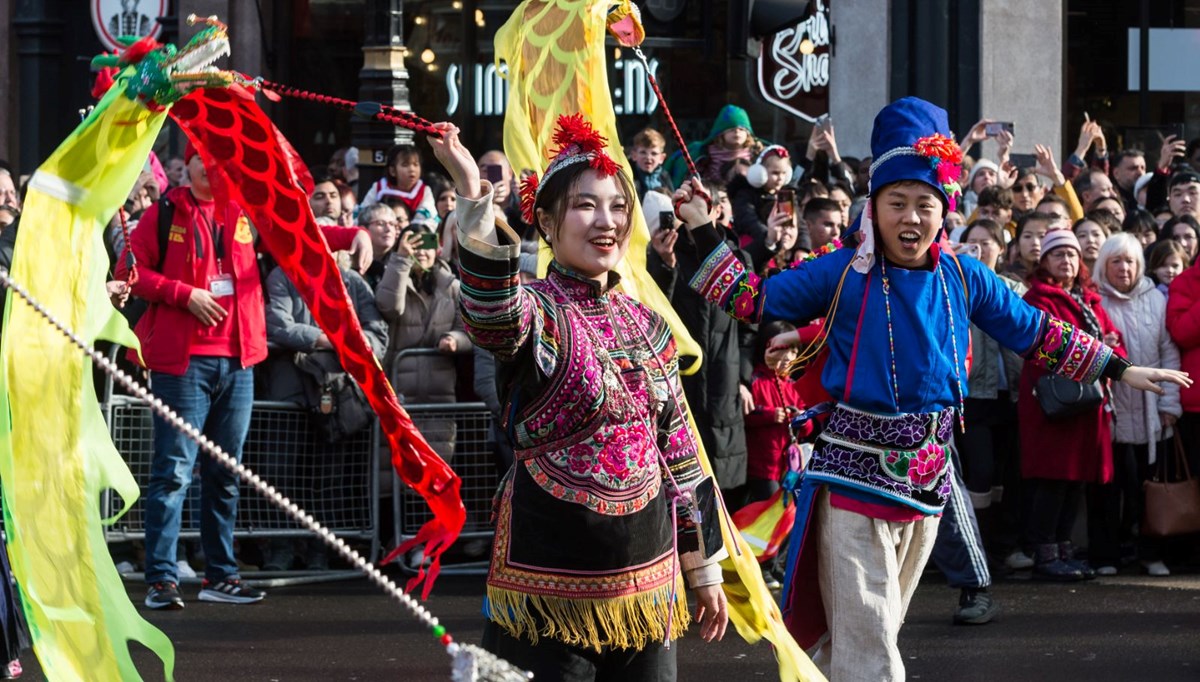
[674, 97, 1190, 680]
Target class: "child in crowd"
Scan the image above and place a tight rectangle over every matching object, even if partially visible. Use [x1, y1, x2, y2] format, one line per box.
[669, 104, 765, 186]
[731, 145, 795, 250]
[630, 128, 673, 197]
[360, 144, 437, 223]
[1148, 238, 1189, 299]
[744, 321, 812, 505]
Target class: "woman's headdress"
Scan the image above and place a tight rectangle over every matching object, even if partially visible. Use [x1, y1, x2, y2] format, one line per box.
[519, 114, 621, 225]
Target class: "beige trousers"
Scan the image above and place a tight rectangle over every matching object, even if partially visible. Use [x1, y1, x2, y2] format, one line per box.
[810, 488, 940, 681]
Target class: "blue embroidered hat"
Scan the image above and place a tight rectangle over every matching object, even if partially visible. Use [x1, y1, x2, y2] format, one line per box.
[867, 97, 963, 210]
[844, 97, 965, 273]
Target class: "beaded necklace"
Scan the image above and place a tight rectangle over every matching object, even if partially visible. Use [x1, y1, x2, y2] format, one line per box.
[801, 238, 843, 264]
[878, 256, 967, 431]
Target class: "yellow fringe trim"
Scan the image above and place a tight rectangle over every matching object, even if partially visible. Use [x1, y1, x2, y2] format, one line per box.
[486, 575, 690, 652]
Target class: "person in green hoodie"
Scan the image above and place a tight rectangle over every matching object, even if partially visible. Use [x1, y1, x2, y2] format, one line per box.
[667, 105, 767, 187]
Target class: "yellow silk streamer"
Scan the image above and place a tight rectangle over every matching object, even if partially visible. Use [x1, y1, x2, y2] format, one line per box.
[0, 76, 176, 680]
[495, 3, 824, 680]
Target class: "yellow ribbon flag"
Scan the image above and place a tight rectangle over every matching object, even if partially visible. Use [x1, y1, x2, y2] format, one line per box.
[495, 2, 824, 680]
[0, 76, 176, 680]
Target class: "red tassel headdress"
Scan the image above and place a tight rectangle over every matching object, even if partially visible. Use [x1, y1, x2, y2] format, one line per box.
[519, 114, 622, 225]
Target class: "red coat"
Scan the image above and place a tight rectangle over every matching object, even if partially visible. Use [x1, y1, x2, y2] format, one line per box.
[118, 187, 362, 375]
[1166, 261, 1200, 412]
[1018, 277, 1122, 483]
[744, 366, 812, 481]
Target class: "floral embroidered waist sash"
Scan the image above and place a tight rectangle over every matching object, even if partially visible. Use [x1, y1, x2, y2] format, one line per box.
[805, 403, 956, 515]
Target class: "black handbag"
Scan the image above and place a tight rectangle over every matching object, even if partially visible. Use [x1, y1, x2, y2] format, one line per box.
[1033, 374, 1103, 420]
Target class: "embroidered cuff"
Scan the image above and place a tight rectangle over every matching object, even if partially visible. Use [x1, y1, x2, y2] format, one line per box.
[1029, 317, 1113, 384]
[688, 239, 764, 324]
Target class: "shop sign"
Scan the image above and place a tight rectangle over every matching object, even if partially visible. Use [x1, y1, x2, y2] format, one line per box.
[92, 0, 167, 52]
[446, 58, 661, 117]
[757, 0, 831, 122]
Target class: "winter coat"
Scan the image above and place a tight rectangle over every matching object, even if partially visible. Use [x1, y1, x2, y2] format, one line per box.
[1098, 276, 1181, 462]
[1019, 277, 1123, 483]
[967, 273, 1026, 401]
[744, 366, 813, 482]
[262, 266, 388, 404]
[1165, 260, 1200, 412]
[648, 228, 750, 489]
[374, 254, 472, 405]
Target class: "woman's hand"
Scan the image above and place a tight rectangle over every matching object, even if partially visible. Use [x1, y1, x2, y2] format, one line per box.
[1120, 366, 1192, 396]
[651, 227, 679, 268]
[692, 584, 728, 643]
[959, 119, 993, 151]
[1158, 134, 1187, 171]
[426, 123, 482, 199]
[438, 334, 458, 353]
[673, 180, 717, 229]
[395, 231, 421, 259]
[1161, 412, 1179, 429]
[995, 129, 1014, 165]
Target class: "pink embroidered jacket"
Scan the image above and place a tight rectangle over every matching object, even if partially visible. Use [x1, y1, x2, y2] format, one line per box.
[454, 186, 721, 652]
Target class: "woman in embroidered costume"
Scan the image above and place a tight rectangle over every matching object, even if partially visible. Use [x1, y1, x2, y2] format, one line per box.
[426, 115, 728, 681]
[673, 97, 1190, 681]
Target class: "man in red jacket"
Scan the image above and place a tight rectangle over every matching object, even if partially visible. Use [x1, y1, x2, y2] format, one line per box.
[118, 143, 372, 610]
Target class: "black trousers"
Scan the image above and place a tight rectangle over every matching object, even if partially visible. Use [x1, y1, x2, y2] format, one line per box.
[482, 619, 678, 682]
[1026, 479, 1085, 545]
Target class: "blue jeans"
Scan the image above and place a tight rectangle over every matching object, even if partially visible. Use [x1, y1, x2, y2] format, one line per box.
[144, 357, 253, 584]
[931, 451, 992, 590]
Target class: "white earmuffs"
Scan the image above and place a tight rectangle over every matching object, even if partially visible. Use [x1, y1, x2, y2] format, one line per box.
[746, 145, 789, 188]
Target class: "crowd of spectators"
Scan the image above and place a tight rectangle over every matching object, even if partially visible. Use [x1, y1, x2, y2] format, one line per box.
[3, 103, 1199, 606]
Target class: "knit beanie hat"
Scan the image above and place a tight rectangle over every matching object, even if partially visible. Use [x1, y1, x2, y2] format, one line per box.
[1039, 228, 1081, 259]
[966, 159, 1000, 192]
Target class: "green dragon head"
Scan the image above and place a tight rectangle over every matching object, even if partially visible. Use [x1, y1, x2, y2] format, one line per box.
[91, 14, 240, 110]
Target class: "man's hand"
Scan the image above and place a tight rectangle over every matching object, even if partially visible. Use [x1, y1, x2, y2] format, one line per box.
[438, 335, 458, 353]
[693, 584, 729, 643]
[1159, 134, 1187, 171]
[347, 230, 374, 274]
[673, 180, 718, 229]
[187, 288, 228, 326]
[1120, 366, 1192, 396]
[1034, 144, 1066, 187]
[106, 280, 130, 309]
[739, 383, 755, 415]
[998, 160, 1019, 189]
[650, 227, 679, 268]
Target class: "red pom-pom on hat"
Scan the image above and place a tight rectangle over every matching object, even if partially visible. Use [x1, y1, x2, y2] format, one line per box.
[551, 113, 609, 159]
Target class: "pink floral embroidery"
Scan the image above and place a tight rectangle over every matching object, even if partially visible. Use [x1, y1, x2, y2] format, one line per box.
[908, 442, 946, 489]
[566, 443, 593, 474]
[599, 427, 633, 479]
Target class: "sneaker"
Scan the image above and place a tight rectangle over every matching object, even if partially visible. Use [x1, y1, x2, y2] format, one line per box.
[3, 659, 21, 679]
[145, 582, 185, 610]
[115, 561, 136, 575]
[953, 588, 999, 625]
[176, 560, 198, 580]
[197, 579, 265, 605]
[761, 568, 782, 591]
[1095, 565, 1119, 576]
[1005, 550, 1034, 570]
[1142, 560, 1171, 577]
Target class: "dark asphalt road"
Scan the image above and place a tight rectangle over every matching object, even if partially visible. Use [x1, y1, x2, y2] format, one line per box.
[14, 569, 1200, 681]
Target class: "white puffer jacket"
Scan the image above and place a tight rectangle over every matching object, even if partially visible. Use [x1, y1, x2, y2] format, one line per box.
[1098, 275, 1182, 463]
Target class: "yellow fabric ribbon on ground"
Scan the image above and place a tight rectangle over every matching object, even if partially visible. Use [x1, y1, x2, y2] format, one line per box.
[0, 76, 176, 680]
[495, 3, 824, 680]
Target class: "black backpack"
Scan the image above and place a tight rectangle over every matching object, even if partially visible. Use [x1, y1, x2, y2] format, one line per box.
[293, 350, 373, 443]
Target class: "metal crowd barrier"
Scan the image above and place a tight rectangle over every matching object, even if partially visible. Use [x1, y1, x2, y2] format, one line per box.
[392, 401, 501, 576]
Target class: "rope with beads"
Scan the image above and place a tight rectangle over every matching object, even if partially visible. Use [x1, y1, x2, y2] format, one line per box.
[0, 268, 530, 682]
[254, 79, 444, 138]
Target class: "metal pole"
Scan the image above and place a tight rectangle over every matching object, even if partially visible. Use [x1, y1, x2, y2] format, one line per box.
[1139, 0, 1149, 125]
[352, 0, 411, 192]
